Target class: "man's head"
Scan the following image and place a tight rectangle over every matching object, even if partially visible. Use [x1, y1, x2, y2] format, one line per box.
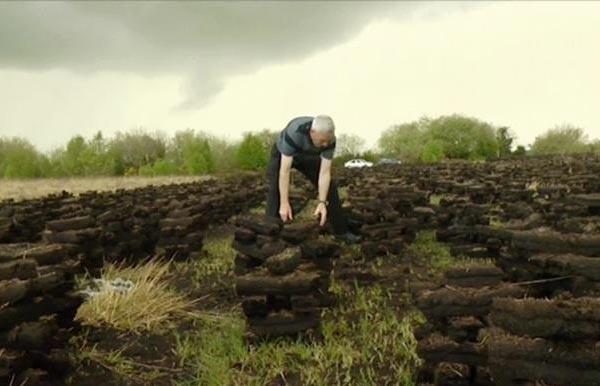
[309, 115, 335, 148]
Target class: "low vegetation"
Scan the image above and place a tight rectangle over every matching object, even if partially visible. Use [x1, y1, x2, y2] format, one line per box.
[71, 232, 428, 385]
[407, 230, 454, 273]
[2, 114, 597, 179]
[174, 283, 423, 386]
[75, 258, 198, 333]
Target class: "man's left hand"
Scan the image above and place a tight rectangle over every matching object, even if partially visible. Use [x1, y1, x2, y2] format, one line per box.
[314, 202, 327, 227]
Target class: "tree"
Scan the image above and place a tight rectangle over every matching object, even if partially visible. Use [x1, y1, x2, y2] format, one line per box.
[336, 134, 366, 158]
[207, 136, 240, 173]
[0, 137, 45, 178]
[236, 132, 271, 170]
[378, 119, 429, 162]
[530, 125, 588, 155]
[48, 131, 114, 177]
[420, 140, 445, 163]
[108, 129, 167, 174]
[83, 131, 114, 175]
[589, 140, 600, 155]
[427, 114, 499, 160]
[378, 114, 500, 162]
[496, 126, 515, 157]
[182, 136, 214, 175]
[63, 135, 87, 176]
[168, 129, 195, 167]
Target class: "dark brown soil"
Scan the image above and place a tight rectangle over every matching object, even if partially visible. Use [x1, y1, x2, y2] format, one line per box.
[67, 327, 180, 386]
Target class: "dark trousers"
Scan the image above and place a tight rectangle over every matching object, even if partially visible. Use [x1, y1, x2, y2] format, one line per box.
[266, 145, 348, 234]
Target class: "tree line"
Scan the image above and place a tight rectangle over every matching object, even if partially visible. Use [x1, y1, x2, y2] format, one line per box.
[1, 114, 598, 178]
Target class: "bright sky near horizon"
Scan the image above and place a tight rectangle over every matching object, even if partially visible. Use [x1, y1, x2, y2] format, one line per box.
[0, 1, 598, 153]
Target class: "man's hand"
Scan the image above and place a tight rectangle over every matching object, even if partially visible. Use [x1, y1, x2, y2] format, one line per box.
[314, 202, 327, 226]
[279, 202, 293, 223]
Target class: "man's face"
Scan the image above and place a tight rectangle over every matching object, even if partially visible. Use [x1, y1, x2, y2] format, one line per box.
[309, 130, 335, 148]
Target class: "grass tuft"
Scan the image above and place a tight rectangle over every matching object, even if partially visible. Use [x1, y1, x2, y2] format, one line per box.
[76, 258, 198, 333]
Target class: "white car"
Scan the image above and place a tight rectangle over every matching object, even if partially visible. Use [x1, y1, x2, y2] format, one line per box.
[344, 158, 373, 168]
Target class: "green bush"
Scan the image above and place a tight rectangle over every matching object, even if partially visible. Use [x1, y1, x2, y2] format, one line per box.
[206, 137, 240, 173]
[183, 139, 214, 175]
[378, 120, 428, 162]
[137, 158, 178, 177]
[236, 130, 276, 171]
[379, 114, 501, 162]
[530, 125, 589, 155]
[0, 137, 45, 178]
[152, 159, 180, 176]
[137, 164, 154, 177]
[108, 129, 167, 172]
[589, 140, 600, 155]
[419, 140, 445, 163]
[427, 114, 499, 160]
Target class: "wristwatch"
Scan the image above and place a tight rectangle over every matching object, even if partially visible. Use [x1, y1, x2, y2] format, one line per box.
[318, 200, 329, 206]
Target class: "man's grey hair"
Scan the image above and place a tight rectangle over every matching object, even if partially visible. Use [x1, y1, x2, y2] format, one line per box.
[311, 115, 335, 134]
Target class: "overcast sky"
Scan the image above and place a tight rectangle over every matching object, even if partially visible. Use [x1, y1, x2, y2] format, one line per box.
[0, 1, 598, 152]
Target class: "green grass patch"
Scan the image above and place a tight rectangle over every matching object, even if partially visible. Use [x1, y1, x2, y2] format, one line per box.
[174, 312, 247, 386]
[170, 235, 238, 301]
[489, 215, 506, 228]
[248, 204, 266, 214]
[428, 194, 443, 206]
[192, 236, 236, 290]
[174, 283, 423, 386]
[407, 230, 454, 272]
[339, 186, 350, 201]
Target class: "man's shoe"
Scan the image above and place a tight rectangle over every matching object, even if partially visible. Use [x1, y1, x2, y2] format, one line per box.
[336, 232, 362, 244]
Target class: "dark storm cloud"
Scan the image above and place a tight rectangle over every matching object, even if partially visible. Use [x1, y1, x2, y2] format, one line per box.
[0, 1, 436, 107]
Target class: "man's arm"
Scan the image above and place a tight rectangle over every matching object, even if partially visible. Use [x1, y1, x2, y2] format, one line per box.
[315, 157, 332, 226]
[279, 154, 294, 222]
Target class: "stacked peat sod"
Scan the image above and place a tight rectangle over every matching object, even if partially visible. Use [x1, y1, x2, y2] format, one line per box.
[156, 177, 266, 260]
[233, 214, 339, 340]
[503, 193, 600, 293]
[338, 155, 600, 386]
[415, 169, 600, 384]
[338, 155, 600, 262]
[436, 157, 600, 262]
[34, 175, 267, 269]
[482, 296, 600, 385]
[0, 243, 83, 386]
[42, 214, 104, 272]
[481, 195, 600, 385]
[344, 181, 435, 258]
[0, 176, 266, 385]
[0, 192, 76, 243]
[414, 260, 528, 386]
[0, 195, 92, 384]
[1, 175, 267, 278]
[0, 195, 89, 384]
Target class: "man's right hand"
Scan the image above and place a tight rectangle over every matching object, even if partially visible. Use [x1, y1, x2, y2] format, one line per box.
[279, 202, 293, 223]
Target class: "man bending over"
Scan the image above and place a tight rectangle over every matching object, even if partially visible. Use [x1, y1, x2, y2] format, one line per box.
[266, 115, 361, 244]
